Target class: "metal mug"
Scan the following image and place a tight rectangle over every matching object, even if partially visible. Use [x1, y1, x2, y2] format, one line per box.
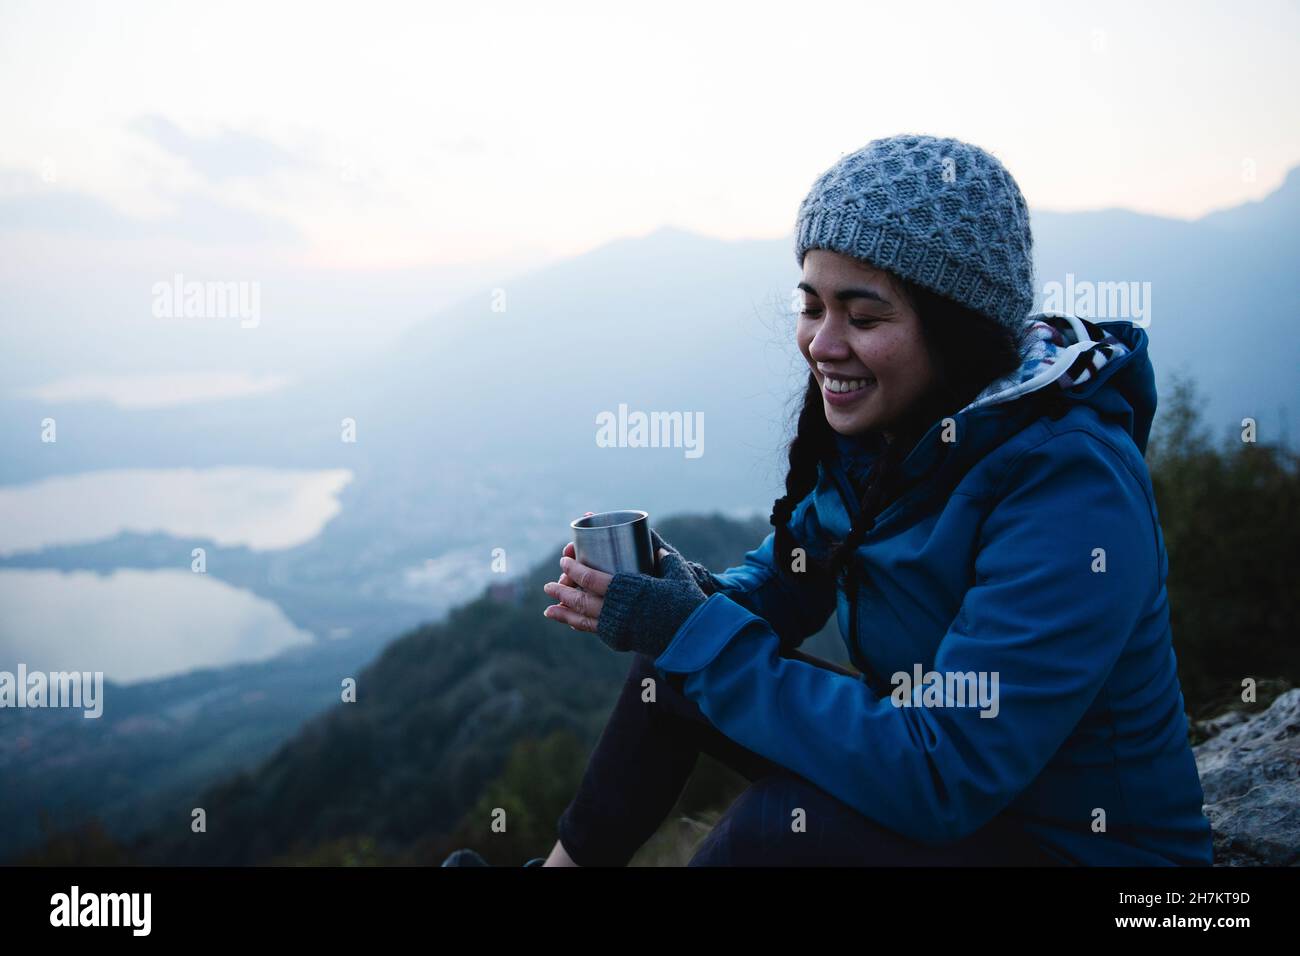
[569, 509, 656, 577]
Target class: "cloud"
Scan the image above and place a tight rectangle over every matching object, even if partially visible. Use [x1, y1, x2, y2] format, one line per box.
[0, 168, 301, 244]
[12, 371, 295, 409]
[130, 114, 306, 182]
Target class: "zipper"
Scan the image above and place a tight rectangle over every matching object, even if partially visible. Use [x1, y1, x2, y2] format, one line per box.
[829, 463, 861, 523]
[846, 563, 893, 696]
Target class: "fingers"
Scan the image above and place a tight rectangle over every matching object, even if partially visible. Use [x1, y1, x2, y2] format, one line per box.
[557, 554, 610, 597]
[554, 542, 577, 588]
[557, 541, 576, 588]
[543, 602, 598, 633]
[540, 540, 609, 633]
[543, 577, 603, 620]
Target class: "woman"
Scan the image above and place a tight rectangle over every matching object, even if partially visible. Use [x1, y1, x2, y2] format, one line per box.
[449, 134, 1214, 867]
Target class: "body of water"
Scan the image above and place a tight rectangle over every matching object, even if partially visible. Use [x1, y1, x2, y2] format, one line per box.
[0, 465, 354, 682]
[0, 466, 353, 557]
[0, 567, 315, 684]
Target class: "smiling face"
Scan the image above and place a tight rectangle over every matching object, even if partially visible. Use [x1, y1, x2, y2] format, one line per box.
[796, 248, 939, 439]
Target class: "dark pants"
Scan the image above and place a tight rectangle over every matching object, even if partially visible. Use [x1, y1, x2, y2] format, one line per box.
[556, 651, 1064, 867]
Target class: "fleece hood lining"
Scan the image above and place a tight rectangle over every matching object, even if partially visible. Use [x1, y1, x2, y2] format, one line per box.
[961, 312, 1133, 413]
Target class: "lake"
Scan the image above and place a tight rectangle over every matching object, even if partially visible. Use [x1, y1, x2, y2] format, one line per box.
[0, 465, 354, 682]
[0, 466, 353, 557]
[0, 567, 315, 684]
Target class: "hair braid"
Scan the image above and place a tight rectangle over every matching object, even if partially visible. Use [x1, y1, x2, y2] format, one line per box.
[770, 372, 834, 577]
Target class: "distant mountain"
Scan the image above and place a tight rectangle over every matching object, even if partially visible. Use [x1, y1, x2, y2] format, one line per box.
[1032, 167, 1299, 445]
[1196, 166, 1300, 234]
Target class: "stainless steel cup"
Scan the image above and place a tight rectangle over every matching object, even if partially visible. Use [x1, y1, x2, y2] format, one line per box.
[570, 509, 656, 576]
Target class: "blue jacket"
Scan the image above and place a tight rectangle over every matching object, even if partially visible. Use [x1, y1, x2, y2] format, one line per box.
[652, 314, 1214, 866]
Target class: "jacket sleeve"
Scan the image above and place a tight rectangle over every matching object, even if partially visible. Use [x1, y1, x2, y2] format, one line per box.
[701, 486, 838, 651]
[651, 429, 1155, 845]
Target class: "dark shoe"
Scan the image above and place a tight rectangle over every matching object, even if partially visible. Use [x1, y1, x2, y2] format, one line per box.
[440, 848, 489, 867]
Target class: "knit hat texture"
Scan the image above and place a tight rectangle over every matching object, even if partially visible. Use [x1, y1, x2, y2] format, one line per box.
[794, 134, 1034, 334]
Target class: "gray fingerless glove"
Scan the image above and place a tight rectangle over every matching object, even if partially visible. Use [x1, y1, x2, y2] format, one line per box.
[597, 549, 710, 658]
[650, 528, 718, 597]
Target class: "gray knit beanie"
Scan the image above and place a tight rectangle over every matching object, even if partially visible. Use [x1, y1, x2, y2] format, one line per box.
[793, 133, 1035, 335]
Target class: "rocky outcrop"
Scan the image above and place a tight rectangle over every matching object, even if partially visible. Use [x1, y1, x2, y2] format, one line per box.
[1194, 688, 1300, 866]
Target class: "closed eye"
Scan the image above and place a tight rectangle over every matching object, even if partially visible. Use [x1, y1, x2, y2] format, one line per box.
[798, 307, 880, 328]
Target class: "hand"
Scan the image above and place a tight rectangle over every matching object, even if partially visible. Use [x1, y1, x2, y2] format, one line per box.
[651, 527, 719, 595]
[595, 548, 710, 656]
[542, 541, 672, 634]
[649, 527, 678, 571]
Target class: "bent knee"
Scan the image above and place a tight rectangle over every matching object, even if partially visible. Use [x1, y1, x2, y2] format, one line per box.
[689, 773, 829, 866]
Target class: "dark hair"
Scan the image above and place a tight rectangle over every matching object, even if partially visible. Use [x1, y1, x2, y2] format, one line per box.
[770, 276, 1028, 590]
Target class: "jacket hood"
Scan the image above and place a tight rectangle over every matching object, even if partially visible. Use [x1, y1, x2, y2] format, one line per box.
[962, 312, 1152, 445]
[830, 313, 1157, 504]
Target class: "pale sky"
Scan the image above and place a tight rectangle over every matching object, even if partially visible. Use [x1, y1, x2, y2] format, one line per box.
[1, 0, 1298, 271]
